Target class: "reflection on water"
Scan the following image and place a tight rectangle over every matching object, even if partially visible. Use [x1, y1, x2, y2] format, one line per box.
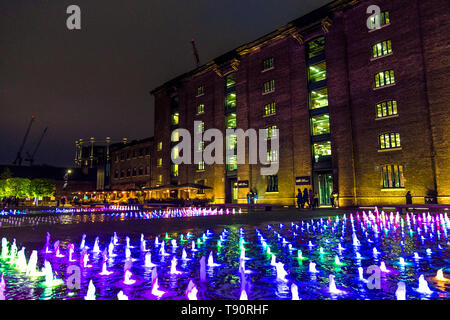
[0, 211, 449, 300]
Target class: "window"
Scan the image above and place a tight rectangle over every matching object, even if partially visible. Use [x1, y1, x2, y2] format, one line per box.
[120, 170, 124, 178]
[225, 113, 236, 129]
[311, 114, 330, 135]
[114, 154, 119, 162]
[198, 141, 205, 151]
[126, 152, 131, 160]
[120, 152, 125, 161]
[379, 132, 401, 149]
[145, 147, 151, 155]
[307, 37, 325, 59]
[197, 104, 205, 114]
[313, 141, 332, 162]
[126, 168, 131, 177]
[376, 100, 398, 118]
[197, 85, 204, 96]
[172, 130, 179, 142]
[197, 121, 205, 133]
[370, 11, 390, 28]
[171, 145, 179, 160]
[158, 174, 162, 184]
[146, 166, 150, 175]
[157, 142, 162, 151]
[375, 70, 395, 88]
[171, 164, 179, 177]
[138, 167, 143, 175]
[198, 161, 205, 171]
[372, 40, 392, 58]
[225, 92, 237, 110]
[197, 180, 205, 194]
[382, 164, 404, 189]
[265, 125, 278, 139]
[267, 150, 278, 163]
[226, 73, 236, 88]
[114, 170, 119, 179]
[266, 175, 278, 192]
[263, 80, 275, 94]
[263, 57, 274, 71]
[226, 155, 237, 172]
[132, 150, 137, 158]
[132, 168, 137, 176]
[308, 62, 327, 83]
[264, 102, 276, 116]
[171, 112, 179, 126]
[157, 158, 162, 167]
[309, 88, 328, 109]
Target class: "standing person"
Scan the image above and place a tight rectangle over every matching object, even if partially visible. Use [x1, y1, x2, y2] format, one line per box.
[247, 192, 251, 204]
[405, 191, 412, 205]
[296, 189, 303, 209]
[309, 189, 315, 210]
[314, 192, 319, 209]
[330, 191, 335, 208]
[253, 190, 258, 204]
[303, 188, 309, 209]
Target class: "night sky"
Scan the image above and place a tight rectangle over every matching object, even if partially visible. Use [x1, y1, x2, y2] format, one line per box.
[0, 0, 329, 168]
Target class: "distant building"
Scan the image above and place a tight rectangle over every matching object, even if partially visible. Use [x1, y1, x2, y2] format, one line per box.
[150, 0, 449, 206]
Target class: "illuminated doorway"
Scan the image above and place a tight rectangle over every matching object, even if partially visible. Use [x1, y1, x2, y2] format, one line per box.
[314, 172, 333, 206]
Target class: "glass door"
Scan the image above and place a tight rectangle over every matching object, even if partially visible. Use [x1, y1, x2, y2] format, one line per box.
[317, 172, 333, 206]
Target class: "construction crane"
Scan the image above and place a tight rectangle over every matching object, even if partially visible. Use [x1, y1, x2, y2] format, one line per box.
[13, 116, 35, 166]
[191, 38, 200, 68]
[25, 127, 48, 166]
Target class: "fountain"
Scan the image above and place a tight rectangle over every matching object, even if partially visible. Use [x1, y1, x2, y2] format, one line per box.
[372, 247, 379, 256]
[1, 238, 8, 259]
[181, 249, 190, 261]
[42, 260, 64, 287]
[291, 283, 300, 300]
[379, 261, 389, 273]
[123, 269, 136, 285]
[25, 250, 42, 276]
[92, 237, 100, 254]
[275, 262, 288, 282]
[416, 275, 433, 295]
[358, 267, 367, 283]
[399, 257, 406, 266]
[79, 234, 86, 251]
[297, 250, 307, 260]
[329, 275, 344, 294]
[144, 252, 156, 268]
[0, 273, 5, 290]
[151, 268, 166, 298]
[170, 257, 182, 275]
[125, 247, 131, 260]
[355, 252, 362, 259]
[270, 254, 277, 266]
[207, 252, 220, 267]
[309, 261, 319, 273]
[334, 255, 344, 266]
[117, 291, 129, 300]
[413, 252, 421, 259]
[99, 261, 113, 276]
[191, 241, 198, 252]
[186, 280, 198, 300]
[239, 289, 248, 300]
[395, 281, 406, 300]
[68, 244, 76, 262]
[16, 247, 27, 272]
[435, 269, 449, 282]
[84, 280, 96, 300]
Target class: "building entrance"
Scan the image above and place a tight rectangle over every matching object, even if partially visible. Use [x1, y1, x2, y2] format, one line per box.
[314, 172, 333, 206]
[225, 177, 238, 203]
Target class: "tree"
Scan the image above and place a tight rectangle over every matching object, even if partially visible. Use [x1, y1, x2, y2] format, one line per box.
[30, 179, 55, 198]
[6, 178, 32, 198]
[0, 168, 13, 180]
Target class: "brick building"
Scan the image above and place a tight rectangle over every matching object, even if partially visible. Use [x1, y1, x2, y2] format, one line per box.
[110, 137, 153, 191]
[150, 0, 449, 206]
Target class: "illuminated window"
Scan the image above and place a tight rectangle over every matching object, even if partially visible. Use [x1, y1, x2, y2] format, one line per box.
[171, 146, 179, 160]
[157, 158, 162, 167]
[171, 112, 179, 126]
[172, 130, 179, 142]
[226, 134, 237, 151]
[382, 164, 404, 188]
[266, 175, 278, 192]
[267, 150, 279, 163]
[376, 100, 398, 118]
[309, 88, 328, 110]
[372, 40, 392, 58]
[197, 104, 205, 114]
[197, 85, 204, 96]
[158, 174, 162, 184]
[197, 121, 205, 133]
[226, 155, 237, 172]
[265, 125, 278, 139]
[171, 164, 179, 177]
[311, 114, 330, 135]
[307, 37, 325, 59]
[198, 141, 205, 151]
[225, 113, 236, 129]
[196, 179, 205, 194]
[225, 92, 236, 110]
[226, 73, 236, 88]
[262, 57, 274, 70]
[264, 102, 276, 116]
[157, 142, 162, 151]
[263, 80, 275, 94]
[379, 132, 401, 149]
[313, 141, 332, 162]
[198, 161, 205, 171]
[308, 62, 327, 83]
[375, 70, 395, 88]
[370, 11, 390, 28]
